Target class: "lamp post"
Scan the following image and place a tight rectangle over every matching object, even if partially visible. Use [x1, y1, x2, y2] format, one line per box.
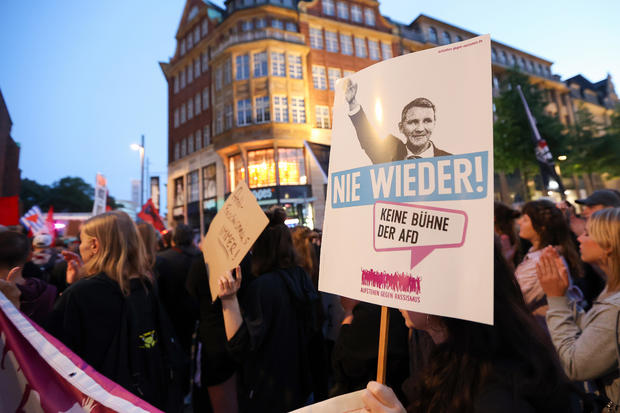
[130, 134, 145, 207]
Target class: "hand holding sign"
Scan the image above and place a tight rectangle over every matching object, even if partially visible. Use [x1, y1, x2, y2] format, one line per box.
[202, 181, 268, 301]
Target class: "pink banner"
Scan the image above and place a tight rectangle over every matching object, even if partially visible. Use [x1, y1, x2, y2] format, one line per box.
[0, 292, 162, 413]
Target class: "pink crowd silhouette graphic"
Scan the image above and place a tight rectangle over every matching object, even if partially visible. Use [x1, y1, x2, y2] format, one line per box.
[361, 268, 421, 294]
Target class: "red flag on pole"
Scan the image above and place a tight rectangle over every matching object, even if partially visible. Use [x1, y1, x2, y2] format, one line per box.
[138, 199, 166, 232]
[0, 196, 19, 226]
[46, 205, 56, 244]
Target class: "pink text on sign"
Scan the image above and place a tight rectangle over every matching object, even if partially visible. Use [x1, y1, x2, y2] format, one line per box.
[373, 201, 468, 269]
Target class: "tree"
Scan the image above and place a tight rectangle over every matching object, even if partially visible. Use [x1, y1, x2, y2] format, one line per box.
[493, 69, 566, 199]
[19, 176, 120, 212]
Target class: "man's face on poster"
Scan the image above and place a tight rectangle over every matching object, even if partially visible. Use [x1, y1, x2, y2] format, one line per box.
[399, 106, 436, 148]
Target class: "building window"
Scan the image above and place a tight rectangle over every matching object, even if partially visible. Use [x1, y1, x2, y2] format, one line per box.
[255, 96, 270, 123]
[203, 125, 211, 146]
[271, 52, 286, 77]
[188, 99, 194, 120]
[224, 59, 232, 84]
[202, 87, 210, 110]
[441, 31, 451, 44]
[351, 4, 362, 22]
[491, 47, 497, 61]
[173, 75, 179, 93]
[174, 177, 184, 206]
[194, 26, 200, 43]
[315, 105, 330, 128]
[188, 64, 193, 84]
[328, 67, 341, 90]
[248, 149, 276, 188]
[364, 8, 375, 26]
[195, 94, 201, 116]
[256, 18, 266, 29]
[181, 104, 187, 123]
[291, 97, 306, 123]
[323, 0, 334, 15]
[187, 170, 199, 202]
[194, 59, 201, 79]
[340, 33, 353, 55]
[381, 42, 392, 60]
[368, 39, 380, 60]
[343, 69, 355, 77]
[337, 2, 348, 19]
[174, 109, 180, 128]
[519, 57, 525, 69]
[288, 54, 303, 79]
[236, 54, 250, 80]
[312, 66, 327, 90]
[429, 27, 438, 43]
[195, 129, 202, 151]
[181, 138, 187, 157]
[354, 37, 367, 58]
[325, 30, 339, 52]
[229, 154, 246, 191]
[500, 50, 507, 63]
[509, 54, 516, 66]
[271, 19, 283, 30]
[203, 164, 217, 200]
[188, 132, 194, 153]
[215, 109, 223, 134]
[224, 103, 233, 130]
[180, 70, 186, 88]
[237, 99, 252, 126]
[310, 27, 323, 49]
[254, 51, 268, 77]
[278, 148, 306, 185]
[273, 96, 289, 122]
[202, 52, 209, 73]
[242, 20, 253, 31]
[174, 143, 180, 161]
[187, 32, 193, 50]
[286, 22, 297, 32]
[201, 19, 208, 36]
[180, 38, 186, 56]
[215, 66, 222, 90]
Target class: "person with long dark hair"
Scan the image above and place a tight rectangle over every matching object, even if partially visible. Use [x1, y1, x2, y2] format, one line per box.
[515, 200, 583, 324]
[538, 207, 620, 407]
[360, 239, 576, 412]
[217, 207, 320, 412]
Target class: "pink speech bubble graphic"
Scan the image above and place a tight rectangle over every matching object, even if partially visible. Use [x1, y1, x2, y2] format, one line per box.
[373, 201, 468, 269]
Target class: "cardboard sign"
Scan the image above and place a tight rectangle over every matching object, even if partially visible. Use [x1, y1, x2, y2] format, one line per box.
[319, 35, 494, 325]
[290, 390, 365, 413]
[202, 181, 268, 301]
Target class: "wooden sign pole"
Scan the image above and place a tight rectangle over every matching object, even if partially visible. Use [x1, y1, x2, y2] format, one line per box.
[376, 305, 390, 384]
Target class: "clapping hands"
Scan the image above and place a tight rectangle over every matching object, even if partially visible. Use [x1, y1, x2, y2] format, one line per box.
[536, 246, 569, 297]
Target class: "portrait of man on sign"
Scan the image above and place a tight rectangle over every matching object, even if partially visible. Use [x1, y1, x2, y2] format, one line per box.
[344, 79, 452, 164]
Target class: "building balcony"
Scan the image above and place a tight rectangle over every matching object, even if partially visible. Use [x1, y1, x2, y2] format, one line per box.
[211, 28, 306, 58]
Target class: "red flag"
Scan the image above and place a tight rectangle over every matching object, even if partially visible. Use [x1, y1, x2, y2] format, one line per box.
[46, 205, 56, 244]
[0, 196, 19, 226]
[138, 198, 166, 232]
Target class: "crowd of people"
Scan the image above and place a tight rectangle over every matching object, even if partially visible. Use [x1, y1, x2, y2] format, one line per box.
[1, 188, 620, 412]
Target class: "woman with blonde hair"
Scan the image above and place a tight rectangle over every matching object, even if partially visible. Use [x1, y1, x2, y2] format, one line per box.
[46, 211, 183, 411]
[538, 207, 620, 408]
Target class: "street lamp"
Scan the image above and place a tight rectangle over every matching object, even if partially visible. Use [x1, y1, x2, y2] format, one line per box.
[130, 134, 145, 207]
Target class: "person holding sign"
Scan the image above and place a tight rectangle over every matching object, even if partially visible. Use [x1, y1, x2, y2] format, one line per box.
[538, 207, 620, 408]
[360, 241, 575, 412]
[344, 79, 451, 164]
[217, 207, 321, 412]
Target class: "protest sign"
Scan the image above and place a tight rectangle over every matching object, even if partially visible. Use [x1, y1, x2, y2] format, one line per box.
[290, 390, 365, 413]
[92, 173, 107, 216]
[319, 35, 494, 325]
[202, 181, 268, 301]
[0, 291, 161, 413]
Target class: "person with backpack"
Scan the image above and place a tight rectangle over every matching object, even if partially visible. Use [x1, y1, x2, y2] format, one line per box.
[46, 211, 184, 412]
[217, 207, 321, 412]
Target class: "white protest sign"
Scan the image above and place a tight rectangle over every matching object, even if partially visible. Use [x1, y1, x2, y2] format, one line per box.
[202, 181, 268, 301]
[290, 390, 365, 413]
[92, 173, 107, 216]
[319, 35, 494, 324]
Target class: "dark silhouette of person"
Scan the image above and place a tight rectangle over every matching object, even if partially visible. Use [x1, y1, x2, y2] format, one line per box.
[344, 79, 451, 164]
